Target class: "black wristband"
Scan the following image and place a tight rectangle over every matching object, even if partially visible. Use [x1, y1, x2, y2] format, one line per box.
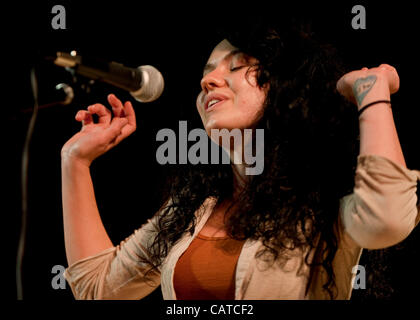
[358, 100, 391, 117]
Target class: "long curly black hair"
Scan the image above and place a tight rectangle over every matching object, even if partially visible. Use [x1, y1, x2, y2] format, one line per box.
[144, 15, 363, 299]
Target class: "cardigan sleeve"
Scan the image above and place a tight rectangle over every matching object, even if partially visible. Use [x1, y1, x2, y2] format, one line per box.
[63, 207, 165, 300]
[340, 154, 420, 249]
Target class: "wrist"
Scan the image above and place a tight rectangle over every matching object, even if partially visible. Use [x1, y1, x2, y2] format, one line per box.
[355, 74, 391, 110]
[358, 100, 392, 119]
[61, 152, 92, 170]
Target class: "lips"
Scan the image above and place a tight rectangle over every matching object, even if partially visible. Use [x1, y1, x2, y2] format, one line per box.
[204, 93, 229, 111]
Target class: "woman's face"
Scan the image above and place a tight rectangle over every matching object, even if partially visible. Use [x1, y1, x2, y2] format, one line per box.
[196, 39, 267, 136]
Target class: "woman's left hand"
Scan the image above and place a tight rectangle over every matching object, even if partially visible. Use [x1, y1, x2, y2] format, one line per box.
[336, 64, 400, 109]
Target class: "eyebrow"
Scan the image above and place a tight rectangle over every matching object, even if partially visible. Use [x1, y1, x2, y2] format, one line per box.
[202, 49, 242, 75]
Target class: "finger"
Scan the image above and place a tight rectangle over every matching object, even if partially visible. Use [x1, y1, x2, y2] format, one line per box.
[75, 110, 93, 126]
[361, 67, 368, 71]
[104, 117, 129, 147]
[117, 101, 136, 140]
[88, 103, 112, 124]
[75, 110, 84, 121]
[108, 94, 124, 117]
[123, 100, 136, 128]
[378, 63, 391, 69]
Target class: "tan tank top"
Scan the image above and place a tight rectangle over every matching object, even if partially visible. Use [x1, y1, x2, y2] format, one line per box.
[173, 232, 246, 300]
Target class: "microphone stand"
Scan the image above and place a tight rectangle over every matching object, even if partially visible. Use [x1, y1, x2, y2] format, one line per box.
[17, 76, 74, 300]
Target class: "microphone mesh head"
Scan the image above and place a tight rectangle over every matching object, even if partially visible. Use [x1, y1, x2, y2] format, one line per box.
[130, 65, 164, 103]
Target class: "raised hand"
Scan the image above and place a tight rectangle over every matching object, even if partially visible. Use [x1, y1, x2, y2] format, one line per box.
[61, 94, 137, 167]
[336, 64, 399, 109]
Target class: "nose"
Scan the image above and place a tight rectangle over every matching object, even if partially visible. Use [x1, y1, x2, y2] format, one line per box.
[200, 69, 226, 93]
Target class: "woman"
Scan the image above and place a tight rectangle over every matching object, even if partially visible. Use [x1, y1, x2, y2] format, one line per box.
[61, 21, 420, 299]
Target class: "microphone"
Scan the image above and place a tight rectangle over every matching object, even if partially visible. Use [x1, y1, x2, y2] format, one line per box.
[53, 51, 164, 103]
[21, 83, 74, 114]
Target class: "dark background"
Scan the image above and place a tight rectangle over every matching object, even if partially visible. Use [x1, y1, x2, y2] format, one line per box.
[4, 0, 420, 304]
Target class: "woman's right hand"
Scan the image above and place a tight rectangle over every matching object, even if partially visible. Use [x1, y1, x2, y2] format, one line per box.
[61, 94, 137, 167]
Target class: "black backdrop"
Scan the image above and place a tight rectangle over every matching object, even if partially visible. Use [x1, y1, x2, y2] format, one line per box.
[4, 0, 420, 305]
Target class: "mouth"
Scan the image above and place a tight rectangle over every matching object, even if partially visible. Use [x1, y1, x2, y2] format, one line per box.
[206, 99, 226, 112]
[204, 94, 229, 112]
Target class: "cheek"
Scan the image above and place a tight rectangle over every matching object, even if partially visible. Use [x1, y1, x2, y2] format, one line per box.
[233, 70, 264, 101]
[236, 81, 266, 115]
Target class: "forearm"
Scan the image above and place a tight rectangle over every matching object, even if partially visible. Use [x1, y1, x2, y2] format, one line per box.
[356, 75, 406, 168]
[338, 65, 419, 248]
[61, 158, 114, 266]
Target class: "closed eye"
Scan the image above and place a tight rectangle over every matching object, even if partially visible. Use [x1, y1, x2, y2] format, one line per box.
[230, 65, 247, 72]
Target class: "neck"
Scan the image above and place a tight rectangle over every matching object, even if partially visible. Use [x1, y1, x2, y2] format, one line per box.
[221, 130, 252, 200]
[214, 127, 262, 201]
[232, 162, 247, 196]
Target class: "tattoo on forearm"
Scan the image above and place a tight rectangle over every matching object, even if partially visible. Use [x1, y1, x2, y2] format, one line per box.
[352, 75, 377, 106]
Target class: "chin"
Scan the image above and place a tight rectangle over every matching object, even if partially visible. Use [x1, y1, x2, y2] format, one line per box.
[204, 118, 236, 134]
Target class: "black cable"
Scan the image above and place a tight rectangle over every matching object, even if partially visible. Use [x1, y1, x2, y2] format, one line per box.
[17, 67, 39, 300]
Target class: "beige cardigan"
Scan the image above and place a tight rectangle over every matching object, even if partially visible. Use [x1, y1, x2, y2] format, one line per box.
[64, 154, 420, 299]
